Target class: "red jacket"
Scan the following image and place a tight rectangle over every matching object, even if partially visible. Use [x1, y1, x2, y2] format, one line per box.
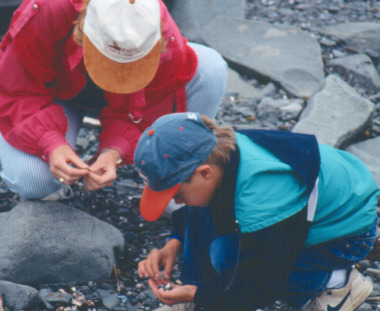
[0, 0, 197, 164]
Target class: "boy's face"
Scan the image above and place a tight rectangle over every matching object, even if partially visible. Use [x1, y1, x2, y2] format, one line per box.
[172, 165, 222, 207]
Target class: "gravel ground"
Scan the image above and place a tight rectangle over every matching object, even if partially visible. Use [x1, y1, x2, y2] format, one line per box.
[1, 1, 380, 310]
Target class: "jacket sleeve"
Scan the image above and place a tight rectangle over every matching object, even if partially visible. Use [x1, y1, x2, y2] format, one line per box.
[193, 206, 309, 311]
[169, 206, 190, 242]
[0, 0, 79, 161]
[96, 92, 145, 165]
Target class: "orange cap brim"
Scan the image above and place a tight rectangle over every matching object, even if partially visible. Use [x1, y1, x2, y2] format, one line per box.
[140, 184, 181, 222]
[83, 35, 161, 94]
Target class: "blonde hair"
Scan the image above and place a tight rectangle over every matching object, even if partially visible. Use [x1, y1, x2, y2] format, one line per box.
[200, 115, 236, 169]
[72, 1, 167, 53]
[72, 0, 90, 46]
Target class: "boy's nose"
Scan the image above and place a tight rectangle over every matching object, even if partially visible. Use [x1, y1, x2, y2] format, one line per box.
[174, 198, 183, 205]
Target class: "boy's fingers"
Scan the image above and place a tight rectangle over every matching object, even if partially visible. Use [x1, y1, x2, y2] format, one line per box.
[146, 249, 161, 278]
[137, 261, 147, 277]
[163, 265, 172, 280]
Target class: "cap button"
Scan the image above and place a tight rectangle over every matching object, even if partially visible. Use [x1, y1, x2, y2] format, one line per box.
[148, 129, 154, 136]
[33, 3, 38, 9]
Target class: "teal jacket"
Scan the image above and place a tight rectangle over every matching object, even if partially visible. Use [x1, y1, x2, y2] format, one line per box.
[235, 133, 378, 246]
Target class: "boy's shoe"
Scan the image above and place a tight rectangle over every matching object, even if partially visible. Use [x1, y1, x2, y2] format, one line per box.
[154, 302, 195, 311]
[41, 186, 73, 201]
[303, 268, 372, 311]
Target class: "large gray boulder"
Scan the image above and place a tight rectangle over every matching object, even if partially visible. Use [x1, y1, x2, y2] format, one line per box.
[202, 17, 324, 98]
[0, 201, 124, 286]
[292, 74, 375, 148]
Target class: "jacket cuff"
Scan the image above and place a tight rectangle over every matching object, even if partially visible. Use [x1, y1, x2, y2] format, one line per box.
[99, 135, 132, 165]
[39, 131, 70, 162]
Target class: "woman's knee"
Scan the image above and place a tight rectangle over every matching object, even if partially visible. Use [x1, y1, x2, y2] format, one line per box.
[1, 163, 60, 199]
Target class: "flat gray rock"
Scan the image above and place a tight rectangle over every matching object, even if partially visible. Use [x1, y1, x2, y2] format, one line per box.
[327, 53, 380, 93]
[292, 74, 375, 148]
[169, 0, 245, 43]
[0, 201, 124, 285]
[202, 16, 324, 98]
[346, 137, 380, 188]
[226, 68, 264, 100]
[319, 22, 380, 55]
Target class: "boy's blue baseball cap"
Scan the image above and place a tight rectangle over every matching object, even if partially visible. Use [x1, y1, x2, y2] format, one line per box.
[134, 112, 217, 221]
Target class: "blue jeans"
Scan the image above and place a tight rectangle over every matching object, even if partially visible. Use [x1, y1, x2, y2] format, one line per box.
[285, 220, 377, 307]
[179, 206, 377, 308]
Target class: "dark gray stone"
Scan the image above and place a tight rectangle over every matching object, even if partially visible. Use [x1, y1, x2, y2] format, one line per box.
[0, 280, 40, 310]
[0, 201, 124, 285]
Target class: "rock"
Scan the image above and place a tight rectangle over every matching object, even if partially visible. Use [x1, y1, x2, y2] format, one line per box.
[327, 54, 380, 93]
[201, 16, 324, 98]
[96, 289, 121, 310]
[226, 68, 264, 100]
[366, 268, 380, 281]
[0, 201, 124, 285]
[292, 74, 375, 148]
[39, 288, 72, 310]
[320, 22, 380, 56]
[358, 302, 374, 311]
[168, 0, 245, 44]
[0, 280, 40, 310]
[346, 137, 380, 188]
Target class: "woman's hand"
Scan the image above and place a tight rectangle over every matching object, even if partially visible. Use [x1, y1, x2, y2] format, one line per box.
[138, 239, 181, 280]
[83, 148, 120, 190]
[148, 279, 197, 305]
[50, 145, 90, 185]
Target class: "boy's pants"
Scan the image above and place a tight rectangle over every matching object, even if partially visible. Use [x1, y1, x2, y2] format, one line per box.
[0, 43, 227, 199]
[179, 206, 377, 308]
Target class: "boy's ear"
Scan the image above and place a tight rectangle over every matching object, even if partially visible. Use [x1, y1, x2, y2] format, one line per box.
[195, 165, 212, 179]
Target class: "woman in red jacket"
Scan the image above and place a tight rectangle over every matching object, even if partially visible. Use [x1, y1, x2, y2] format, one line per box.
[0, 0, 227, 199]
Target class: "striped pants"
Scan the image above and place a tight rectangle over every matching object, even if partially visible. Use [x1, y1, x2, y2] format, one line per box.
[0, 43, 227, 199]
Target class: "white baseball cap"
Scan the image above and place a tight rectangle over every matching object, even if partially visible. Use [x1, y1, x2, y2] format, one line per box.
[83, 0, 161, 94]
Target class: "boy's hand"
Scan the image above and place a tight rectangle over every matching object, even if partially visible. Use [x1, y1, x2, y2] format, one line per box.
[148, 279, 197, 305]
[138, 239, 181, 280]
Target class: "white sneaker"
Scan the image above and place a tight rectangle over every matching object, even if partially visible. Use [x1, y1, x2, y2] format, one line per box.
[303, 268, 373, 311]
[42, 186, 73, 201]
[154, 302, 195, 311]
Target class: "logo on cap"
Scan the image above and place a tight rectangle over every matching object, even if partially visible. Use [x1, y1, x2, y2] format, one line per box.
[106, 41, 144, 58]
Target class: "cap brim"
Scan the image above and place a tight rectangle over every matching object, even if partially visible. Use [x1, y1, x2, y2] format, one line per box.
[140, 184, 181, 222]
[83, 35, 161, 94]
